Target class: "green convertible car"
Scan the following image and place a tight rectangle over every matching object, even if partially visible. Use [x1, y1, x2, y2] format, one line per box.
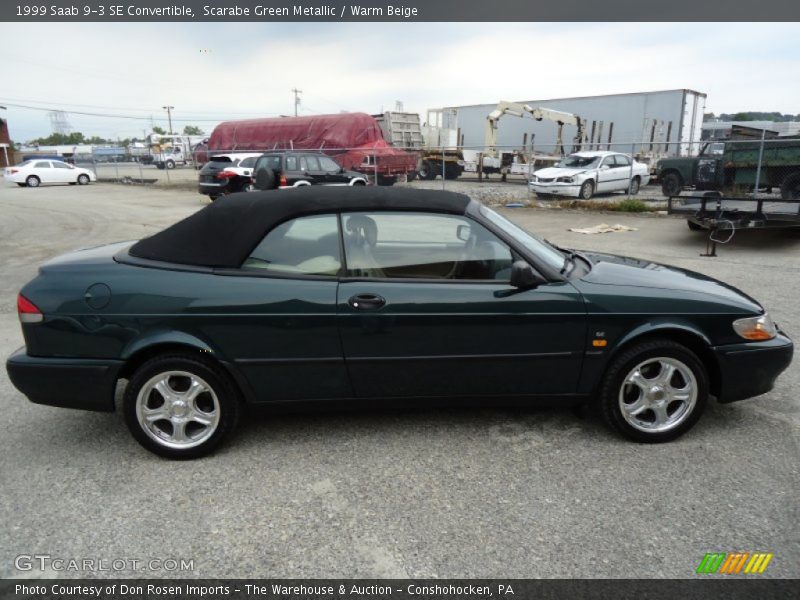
[6, 187, 793, 458]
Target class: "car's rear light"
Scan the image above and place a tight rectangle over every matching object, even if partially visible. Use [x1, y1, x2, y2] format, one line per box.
[279, 174, 288, 186]
[9, 169, 18, 174]
[216, 170, 238, 180]
[17, 294, 43, 324]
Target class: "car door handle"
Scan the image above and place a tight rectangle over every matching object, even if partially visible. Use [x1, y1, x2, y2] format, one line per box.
[348, 294, 386, 310]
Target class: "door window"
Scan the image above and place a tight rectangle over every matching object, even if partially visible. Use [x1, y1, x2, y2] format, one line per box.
[52, 162, 72, 169]
[615, 154, 631, 167]
[256, 155, 282, 171]
[342, 212, 513, 281]
[304, 156, 321, 171]
[242, 215, 341, 276]
[285, 156, 298, 171]
[600, 156, 617, 168]
[239, 157, 257, 168]
[319, 156, 341, 172]
[34, 161, 52, 168]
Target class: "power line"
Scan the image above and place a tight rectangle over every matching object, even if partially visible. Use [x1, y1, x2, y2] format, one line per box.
[0, 101, 271, 122]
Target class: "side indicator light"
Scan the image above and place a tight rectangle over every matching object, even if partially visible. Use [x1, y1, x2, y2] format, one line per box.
[592, 339, 608, 347]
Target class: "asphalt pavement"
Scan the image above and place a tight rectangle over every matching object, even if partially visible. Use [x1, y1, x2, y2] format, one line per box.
[0, 182, 797, 579]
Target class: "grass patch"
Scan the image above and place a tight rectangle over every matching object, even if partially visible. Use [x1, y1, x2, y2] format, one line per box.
[549, 198, 653, 212]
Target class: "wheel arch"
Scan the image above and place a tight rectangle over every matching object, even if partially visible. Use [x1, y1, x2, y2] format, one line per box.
[604, 324, 721, 400]
[117, 333, 254, 404]
[660, 168, 684, 184]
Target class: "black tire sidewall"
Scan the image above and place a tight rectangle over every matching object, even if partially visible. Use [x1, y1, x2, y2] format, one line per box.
[26, 176, 40, 187]
[780, 173, 800, 200]
[662, 173, 681, 196]
[630, 177, 640, 194]
[78, 174, 89, 185]
[599, 340, 709, 443]
[123, 355, 240, 459]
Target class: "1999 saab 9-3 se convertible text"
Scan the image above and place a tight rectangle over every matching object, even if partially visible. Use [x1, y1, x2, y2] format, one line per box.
[6, 188, 793, 458]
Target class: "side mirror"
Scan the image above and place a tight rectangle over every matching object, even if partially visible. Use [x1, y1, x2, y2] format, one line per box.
[510, 260, 545, 289]
[456, 224, 472, 242]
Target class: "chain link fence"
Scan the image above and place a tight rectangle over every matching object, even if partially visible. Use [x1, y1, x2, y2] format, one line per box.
[74, 136, 800, 205]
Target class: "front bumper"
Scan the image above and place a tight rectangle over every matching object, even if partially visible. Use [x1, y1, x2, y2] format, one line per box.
[712, 333, 793, 403]
[6, 347, 123, 412]
[528, 182, 581, 197]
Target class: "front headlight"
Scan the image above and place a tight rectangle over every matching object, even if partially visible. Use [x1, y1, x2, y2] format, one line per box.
[556, 176, 574, 183]
[733, 314, 777, 341]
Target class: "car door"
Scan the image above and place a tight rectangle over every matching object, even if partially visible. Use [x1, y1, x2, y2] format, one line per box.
[32, 161, 54, 183]
[208, 214, 352, 401]
[299, 155, 326, 184]
[595, 155, 618, 193]
[336, 211, 586, 399]
[51, 161, 74, 183]
[318, 155, 348, 184]
[614, 154, 633, 191]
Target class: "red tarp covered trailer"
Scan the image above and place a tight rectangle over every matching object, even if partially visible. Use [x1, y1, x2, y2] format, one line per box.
[204, 113, 417, 182]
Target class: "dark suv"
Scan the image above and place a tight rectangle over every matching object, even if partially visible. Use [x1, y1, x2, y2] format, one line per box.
[253, 151, 368, 189]
[198, 153, 262, 200]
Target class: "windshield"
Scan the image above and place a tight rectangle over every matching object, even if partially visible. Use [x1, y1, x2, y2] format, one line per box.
[479, 205, 565, 272]
[555, 155, 601, 169]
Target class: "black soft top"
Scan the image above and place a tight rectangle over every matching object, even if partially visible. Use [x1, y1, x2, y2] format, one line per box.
[128, 186, 472, 268]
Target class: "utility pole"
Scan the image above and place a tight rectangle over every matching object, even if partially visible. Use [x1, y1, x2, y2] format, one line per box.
[162, 105, 174, 134]
[291, 89, 302, 117]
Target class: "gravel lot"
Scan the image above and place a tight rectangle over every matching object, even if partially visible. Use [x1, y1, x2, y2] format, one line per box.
[0, 181, 797, 579]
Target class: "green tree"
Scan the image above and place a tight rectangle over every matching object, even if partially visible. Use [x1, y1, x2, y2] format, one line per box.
[29, 132, 86, 146]
[84, 136, 110, 145]
[152, 126, 167, 135]
[182, 125, 204, 135]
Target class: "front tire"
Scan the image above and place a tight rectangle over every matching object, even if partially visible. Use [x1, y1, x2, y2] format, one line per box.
[578, 180, 594, 200]
[77, 174, 90, 185]
[599, 339, 708, 443]
[165, 159, 176, 169]
[780, 172, 800, 200]
[661, 172, 683, 196]
[123, 354, 240, 459]
[26, 175, 41, 188]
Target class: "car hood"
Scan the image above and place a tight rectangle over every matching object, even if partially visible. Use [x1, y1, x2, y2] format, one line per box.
[577, 251, 763, 312]
[534, 167, 588, 179]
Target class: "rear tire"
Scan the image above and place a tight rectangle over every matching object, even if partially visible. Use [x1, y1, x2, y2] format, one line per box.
[661, 172, 683, 196]
[780, 172, 800, 200]
[628, 176, 640, 195]
[418, 161, 435, 180]
[599, 339, 708, 443]
[26, 176, 40, 188]
[123, 354, 240, 459]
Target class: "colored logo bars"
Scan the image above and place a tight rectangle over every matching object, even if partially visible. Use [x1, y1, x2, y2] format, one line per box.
[696, 552, 774, 574]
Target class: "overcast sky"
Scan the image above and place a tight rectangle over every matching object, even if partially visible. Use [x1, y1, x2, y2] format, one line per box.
[2, 22, 799, 142]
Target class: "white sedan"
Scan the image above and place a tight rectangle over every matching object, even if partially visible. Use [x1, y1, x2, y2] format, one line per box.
[4, 159, 97, 188]
[528, 151, 650, 199]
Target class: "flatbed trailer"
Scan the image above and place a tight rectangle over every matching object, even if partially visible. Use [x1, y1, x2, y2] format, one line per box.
[668, 193, 800, 256]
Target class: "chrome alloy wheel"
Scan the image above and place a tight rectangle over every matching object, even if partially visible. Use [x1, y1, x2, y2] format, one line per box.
[618, 357, 698, 433]
[135, 371, 220, 449]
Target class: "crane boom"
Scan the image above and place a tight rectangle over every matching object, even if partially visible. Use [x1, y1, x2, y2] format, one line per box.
[485, 101, 585, 157]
